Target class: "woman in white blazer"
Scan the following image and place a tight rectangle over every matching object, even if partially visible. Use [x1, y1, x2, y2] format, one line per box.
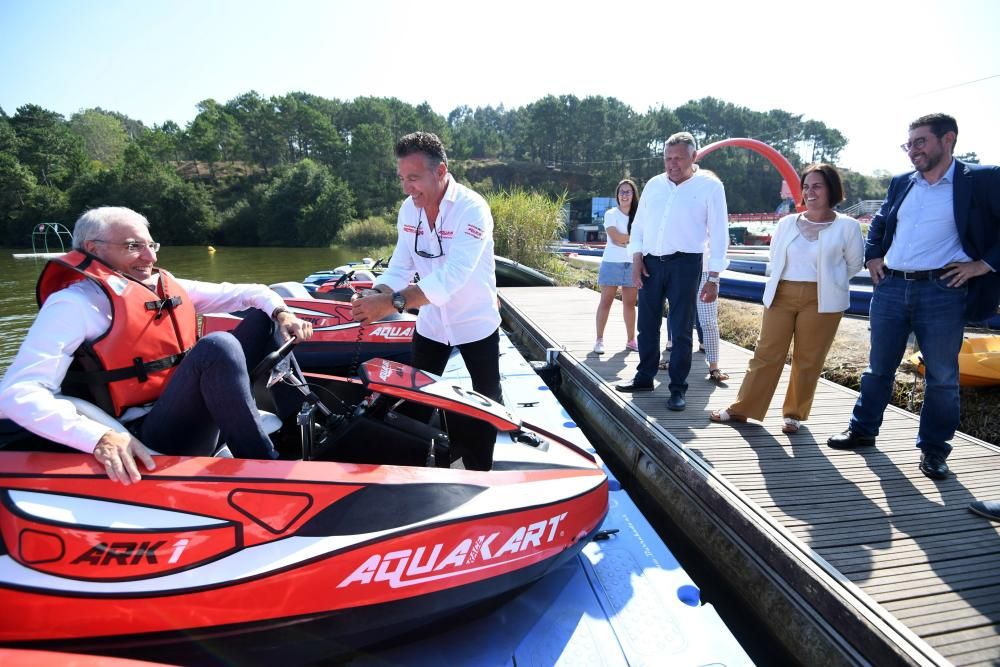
[710, 164, 864, 432]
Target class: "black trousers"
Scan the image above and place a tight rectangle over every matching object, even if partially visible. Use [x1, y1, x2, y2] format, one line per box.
[410, 329, 502, 471]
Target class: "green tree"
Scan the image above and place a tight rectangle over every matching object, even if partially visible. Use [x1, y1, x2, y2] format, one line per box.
[224, 91, 284, 170]
[138, 121, 184, 163]
[275, 92, 347, 170]
[344, 122, 399, 218]
[252, 159, 355, 247]
[69, 108, 129, 167]
[10, 104, 89, 188]
[69, 144, 217, 244]
[184, 99, 245, 177]
[0, 152, 40, 244]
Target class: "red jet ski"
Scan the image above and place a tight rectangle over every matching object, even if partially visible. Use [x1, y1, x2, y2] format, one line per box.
[202, 281, 414, 373]
[0, 350, 608, 665]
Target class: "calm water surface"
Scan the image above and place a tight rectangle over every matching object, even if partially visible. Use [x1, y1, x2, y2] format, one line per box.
[0, 246, 367, 373]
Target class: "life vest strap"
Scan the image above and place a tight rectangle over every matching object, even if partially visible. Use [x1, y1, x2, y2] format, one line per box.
[65, 351, 188, 385]
[144, 295, 183, 318]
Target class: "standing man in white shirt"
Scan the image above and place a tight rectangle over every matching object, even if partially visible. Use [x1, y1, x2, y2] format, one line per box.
[615, 132, 729, 411]
[0, 206, 314, 484]
[351, 132, 501, 470]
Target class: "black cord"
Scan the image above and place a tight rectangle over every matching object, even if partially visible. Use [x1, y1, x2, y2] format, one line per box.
[280, 376, 352, 415]
[347, 315, 365, 379]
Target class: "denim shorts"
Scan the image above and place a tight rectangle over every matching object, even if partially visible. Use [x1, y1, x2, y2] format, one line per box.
[598, 261, 633, 286]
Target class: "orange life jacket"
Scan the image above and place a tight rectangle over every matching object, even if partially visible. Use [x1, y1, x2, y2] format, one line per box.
[36, 250, 198, 417]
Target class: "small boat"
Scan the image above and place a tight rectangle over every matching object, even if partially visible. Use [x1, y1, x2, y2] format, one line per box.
[727, 257, 872, 284]
[550, 243, 606, 257]
[909, 335, 1000, 386]
[302, 257, 385, 294]
[0, 346, 609, 664]
[304, 256, 554, 297]
[719, 270, 1000, 329]
[562, 252, 602, 270]
[494, 256, 555, 287]
[202, 281, 414, 372]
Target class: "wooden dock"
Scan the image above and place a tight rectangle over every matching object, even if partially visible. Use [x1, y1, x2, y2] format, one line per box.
[499, 286, 1000, 667]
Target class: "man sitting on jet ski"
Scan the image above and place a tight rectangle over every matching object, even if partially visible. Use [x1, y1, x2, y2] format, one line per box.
[0, 206, 313, 484]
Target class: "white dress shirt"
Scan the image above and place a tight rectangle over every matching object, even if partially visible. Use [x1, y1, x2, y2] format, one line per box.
[626, 167, 729, 273]
[378, 175, 500, 345]
[0, 276, 285, 453]
[885, 159, 972, 271]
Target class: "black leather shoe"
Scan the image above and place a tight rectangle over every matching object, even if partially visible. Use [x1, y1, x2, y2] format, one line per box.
[615, 380, 654, 393]
[969, 500, 1000, 522]
[666, 391, 686, 411]
[919, 453, 949, 480]
[827, 429, 875, 450]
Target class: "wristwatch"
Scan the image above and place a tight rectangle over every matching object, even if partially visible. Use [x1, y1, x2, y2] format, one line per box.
[391, 291, 406, 313]
[706, 276, 721, 284]
[271, 306, 290, 320]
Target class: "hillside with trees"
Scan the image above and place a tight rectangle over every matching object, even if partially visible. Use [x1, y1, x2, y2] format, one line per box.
[0, 94, 892, 247]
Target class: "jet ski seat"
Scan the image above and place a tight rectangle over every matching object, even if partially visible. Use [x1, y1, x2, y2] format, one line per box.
[60, 396, 281, 458]
[270, 281, 313, 300]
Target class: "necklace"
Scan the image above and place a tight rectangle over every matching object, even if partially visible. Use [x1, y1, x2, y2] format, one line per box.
[800, 212, 835, 224]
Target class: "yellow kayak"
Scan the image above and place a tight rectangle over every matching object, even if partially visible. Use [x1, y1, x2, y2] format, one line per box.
[909, 336, 1000, 387]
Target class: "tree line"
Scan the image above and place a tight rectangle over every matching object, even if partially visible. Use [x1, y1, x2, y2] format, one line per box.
[1, 93, 894, 248]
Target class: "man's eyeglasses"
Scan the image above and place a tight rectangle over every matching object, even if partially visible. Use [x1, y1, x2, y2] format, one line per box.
[93, 240, 161, 254]
[900, 137, 929, 153]
[414, 213, 444, 259]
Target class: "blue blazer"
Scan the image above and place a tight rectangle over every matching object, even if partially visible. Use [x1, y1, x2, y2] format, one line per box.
[864, 159, 1000, 321]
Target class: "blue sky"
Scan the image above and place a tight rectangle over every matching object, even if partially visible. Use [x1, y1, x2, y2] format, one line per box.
[2, 0, 998, 175]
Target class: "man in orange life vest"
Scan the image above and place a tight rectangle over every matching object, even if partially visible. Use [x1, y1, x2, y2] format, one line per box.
[0, 207, 313, 484]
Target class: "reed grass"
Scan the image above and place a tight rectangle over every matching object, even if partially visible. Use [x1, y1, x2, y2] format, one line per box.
[487, 188, 566, 268]
[336, 216, 397, 248]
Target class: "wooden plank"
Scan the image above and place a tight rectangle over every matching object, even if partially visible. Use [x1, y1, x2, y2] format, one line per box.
[499, 286, 1000, 667]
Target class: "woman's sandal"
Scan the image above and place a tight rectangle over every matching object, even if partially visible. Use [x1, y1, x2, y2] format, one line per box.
[782, 417, 801, 434]
[707, 368, 729, 383]
[709, 409, 747, 424]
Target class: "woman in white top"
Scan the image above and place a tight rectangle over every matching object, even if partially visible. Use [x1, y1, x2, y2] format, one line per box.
[594, 179, 639, 354]
[710, 164, 864, 432]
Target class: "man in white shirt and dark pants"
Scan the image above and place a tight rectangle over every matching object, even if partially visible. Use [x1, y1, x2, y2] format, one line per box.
[616, 132, 729, 411]
[351, 132, 501, 470]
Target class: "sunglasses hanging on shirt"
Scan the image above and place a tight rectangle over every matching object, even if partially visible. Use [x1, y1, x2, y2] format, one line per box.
[414, 211, 445, 259]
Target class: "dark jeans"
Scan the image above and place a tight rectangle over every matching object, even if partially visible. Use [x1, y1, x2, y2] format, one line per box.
[140, 310, 278, 459]
[410, 329, 502, 471]
[635, 252, 702, 393]
[848, 274, 966, 458]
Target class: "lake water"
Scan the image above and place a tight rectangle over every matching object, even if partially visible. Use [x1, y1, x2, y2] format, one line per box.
[0, 246, 369, 374]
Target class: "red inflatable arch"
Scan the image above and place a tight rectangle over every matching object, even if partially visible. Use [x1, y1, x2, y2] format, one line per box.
[695, 138, 804, 211]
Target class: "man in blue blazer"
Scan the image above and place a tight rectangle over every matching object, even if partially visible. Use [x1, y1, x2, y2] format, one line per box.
[828, 113, 1000, 480]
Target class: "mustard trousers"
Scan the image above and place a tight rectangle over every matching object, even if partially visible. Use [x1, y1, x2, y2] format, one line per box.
[729, 281, 842, 421]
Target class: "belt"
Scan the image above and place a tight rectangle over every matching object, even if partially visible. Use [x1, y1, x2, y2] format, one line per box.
[645, 251, 701, 261]
[884, 268, 946, 281]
